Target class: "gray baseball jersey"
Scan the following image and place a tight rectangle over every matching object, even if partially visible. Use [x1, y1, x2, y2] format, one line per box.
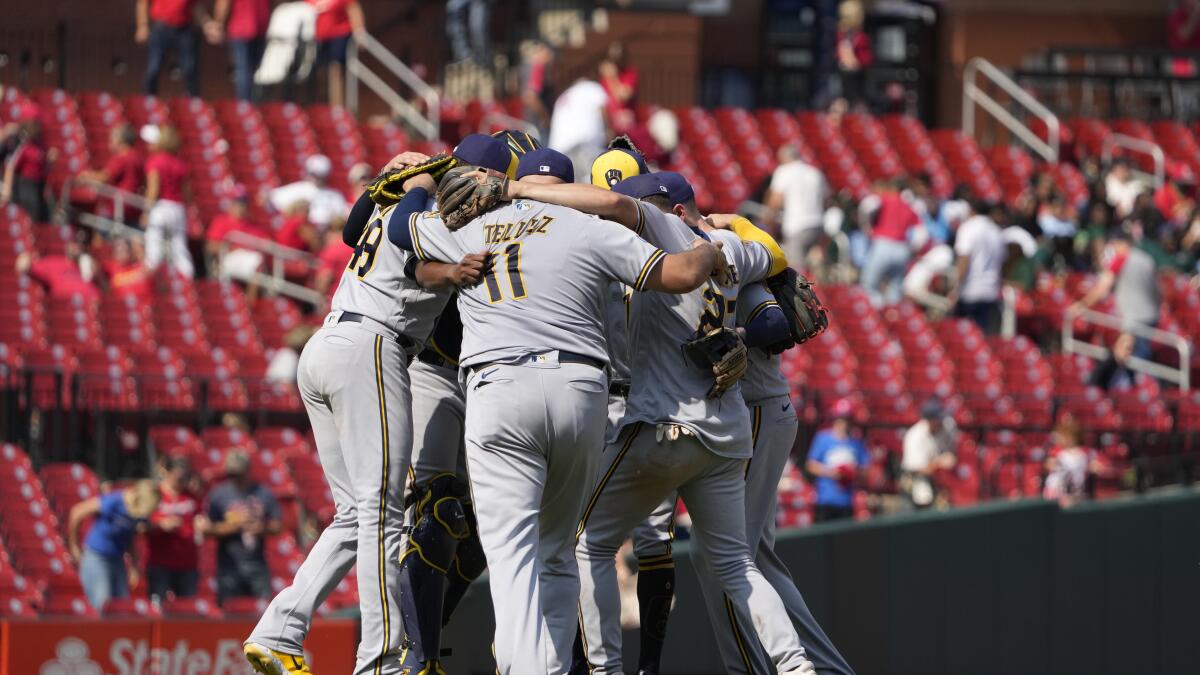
[407, 200, 667, 368]
[405, 198, 670, 674]
[620, 213, 775, 459]
[735, 283, 791, 403]
[249, 203, 447, 674]
[330, 203, 451, 344]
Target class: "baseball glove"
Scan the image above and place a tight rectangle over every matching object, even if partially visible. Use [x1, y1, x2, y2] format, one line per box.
[366, 154, 458, 207]
[682, 327, 748, 398]
[765, 268, 828, 349]
[436, 166, 509, 231]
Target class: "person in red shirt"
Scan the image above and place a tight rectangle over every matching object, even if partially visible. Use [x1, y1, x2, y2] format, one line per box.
[274, 202, 319, 253]
[103, 239, 154, 303]
[860, 178, 920, 307]
[136, 0, 220, 97]
[599, 41, 638, 119]
[1, 120, 49, 222]
[835, 0, 873, 109]
[207, 186, 273, 283]
[143, 126, 195, 278]
[16, 233, 101, 302]
[312, 217, 352, 298]
[214, 0, 272, 101]
[309, 0, 365, 108]
[147, 456, 205, 603]
[79, 124, 145, 224]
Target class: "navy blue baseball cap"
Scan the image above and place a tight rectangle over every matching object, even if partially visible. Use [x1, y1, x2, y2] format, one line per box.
[452, 133, 518, 177]
[612, 173, 671, 200]
[516, 147, 575, 183]
[656, 171, 695, 205]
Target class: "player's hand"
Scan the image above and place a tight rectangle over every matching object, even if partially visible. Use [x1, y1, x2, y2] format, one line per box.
[703, 239, 731, 285]
[704, 213, 740, 230]
[452, 252, 490, 287]
[383, 151, 432, 173]
[402, 172, 438, 193]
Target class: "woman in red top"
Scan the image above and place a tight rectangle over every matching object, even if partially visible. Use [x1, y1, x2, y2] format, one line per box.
[309, 0, 365, 108]
[146, 456, 205, 603]
[1, 120, 49, 222]
[80, 124, 145, 224]
[835, 0, 873, 109]
[599, 41, 638, 119]
[143, 126, 195, 278]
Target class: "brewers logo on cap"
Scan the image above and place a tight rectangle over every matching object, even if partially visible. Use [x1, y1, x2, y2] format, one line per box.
[590, 148, 648, 190]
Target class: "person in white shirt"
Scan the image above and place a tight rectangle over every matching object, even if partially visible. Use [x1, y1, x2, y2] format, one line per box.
[901, 399, 957, 509]
[1104, 160, 1146, 218]
[548, 78, 610, 183]
[765, 144, 829, 274]
[949, 202, 1007, 334]
[268, 154, 349, 230]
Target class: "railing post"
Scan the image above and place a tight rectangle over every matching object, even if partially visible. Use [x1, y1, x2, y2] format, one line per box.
[346, 39, 359, 115]
[962, 61, 976, 140]
[1000, 286, 1017, 339]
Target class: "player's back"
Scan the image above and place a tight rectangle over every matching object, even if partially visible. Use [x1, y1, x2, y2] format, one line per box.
[333, 203, 450, 343]
[409, 199, 666, 369]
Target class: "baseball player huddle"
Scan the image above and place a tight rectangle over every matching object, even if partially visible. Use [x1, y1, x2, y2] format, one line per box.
[238, 129, 853, 675]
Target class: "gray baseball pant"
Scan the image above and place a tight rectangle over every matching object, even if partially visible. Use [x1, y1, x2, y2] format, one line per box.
[575, 424, 812, 675]
[693, 394, 855, 675]
[462, 357, 608, 675]
[247, 321, 411, 675]
[408, 359, 467, 487]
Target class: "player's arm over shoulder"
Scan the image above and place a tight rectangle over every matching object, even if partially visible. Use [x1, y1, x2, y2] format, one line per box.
[585, 218, 720, 294]
[507, 180, 642, 230]
[710, 214, 788, 279]
[382, 187, 463, 264]
[737, 282, 790, 349]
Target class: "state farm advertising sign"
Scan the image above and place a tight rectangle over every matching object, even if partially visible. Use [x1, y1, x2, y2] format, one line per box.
[0, 618, 356, 675]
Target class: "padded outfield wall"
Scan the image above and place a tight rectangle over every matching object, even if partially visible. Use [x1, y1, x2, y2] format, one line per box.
[439, 490, 1200, 675]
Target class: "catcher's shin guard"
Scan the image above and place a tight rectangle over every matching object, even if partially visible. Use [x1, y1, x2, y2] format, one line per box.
[398, 474, 470, 666]
[441, 501, 487, 625]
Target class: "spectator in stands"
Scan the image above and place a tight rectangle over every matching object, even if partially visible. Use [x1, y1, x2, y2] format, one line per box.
[78, 124, 145, 224]
[1043, 419, 1102, 505]
[834, 0, 873, 110]
[932, 184, 973, 245]
[765, 144, 829, 276]
[313, 215, 351, 296]
[901, 399, 957, 509]
[948, 201, 1007, 334]
[1072, 226, 1161, 361]
[1104, 160, 1147, 219]
[599, 41, 638, 119]
[269, 154, 348, 230]
[275, 202, 320, 255]
[446, 0, 492, 65]
[68, 480, 160, 611]
[805, 399, 869, 522]
[860, 178, 921, 306]
[347, 162, 373, 200]
[548, 78, 610, 183]
[136, 0, 220, 97]
[213, 0, 271, 101]
[101, 239, 153, 302]
[206, 184, 272, 284]
[146, 456, 204, 604]
[0, 120, 49, 222]
[15, 230, 101, 301]
[143, 125, 195, 278]
[519, 41, 556, 139]
[309, 0, 365, 108]
[1088, 332, 1138, 391]
[205, 450, 280, 604]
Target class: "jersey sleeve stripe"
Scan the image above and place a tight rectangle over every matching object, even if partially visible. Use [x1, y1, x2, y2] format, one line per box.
[634, 201, 647, 236]
[408, 212, 430, 260]
[744, 299, 780, 326]
[633, 249, 667, 291]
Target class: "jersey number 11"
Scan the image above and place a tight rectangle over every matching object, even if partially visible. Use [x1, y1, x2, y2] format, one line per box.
[484, 243, 527, 303]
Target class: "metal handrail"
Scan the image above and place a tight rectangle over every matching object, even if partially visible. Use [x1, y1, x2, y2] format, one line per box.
[59, 177, 150, 226]
[1101, 133, 1165, 188]
[1062, 305, 1191, 390]
[963, 57, 1061, 163]
[346, 31, 440, 141]
[1000, 285, 1017, 339]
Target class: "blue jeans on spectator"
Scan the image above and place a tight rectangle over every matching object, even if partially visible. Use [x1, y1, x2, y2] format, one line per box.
[80, 549, 129, 611]
[446, 0, 492, 64]
[230, 37, 266, 101]
[145, 22, 200, 97]
[861, 237, 910, 307]
[954, 299, 999, 335]
[216, 559, 272, 604]
[147, 566, 199, 602]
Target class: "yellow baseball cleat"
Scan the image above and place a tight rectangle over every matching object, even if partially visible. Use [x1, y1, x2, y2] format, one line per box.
[244, 642, 313, 675]
[417, 660, 448, 675]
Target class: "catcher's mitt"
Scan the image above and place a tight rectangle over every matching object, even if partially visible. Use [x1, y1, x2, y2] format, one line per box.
[436, 166, 509, 231]
[366, 154, 458, 207]
[765, 268, 828, 350]
[682, 327, 748, 399]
